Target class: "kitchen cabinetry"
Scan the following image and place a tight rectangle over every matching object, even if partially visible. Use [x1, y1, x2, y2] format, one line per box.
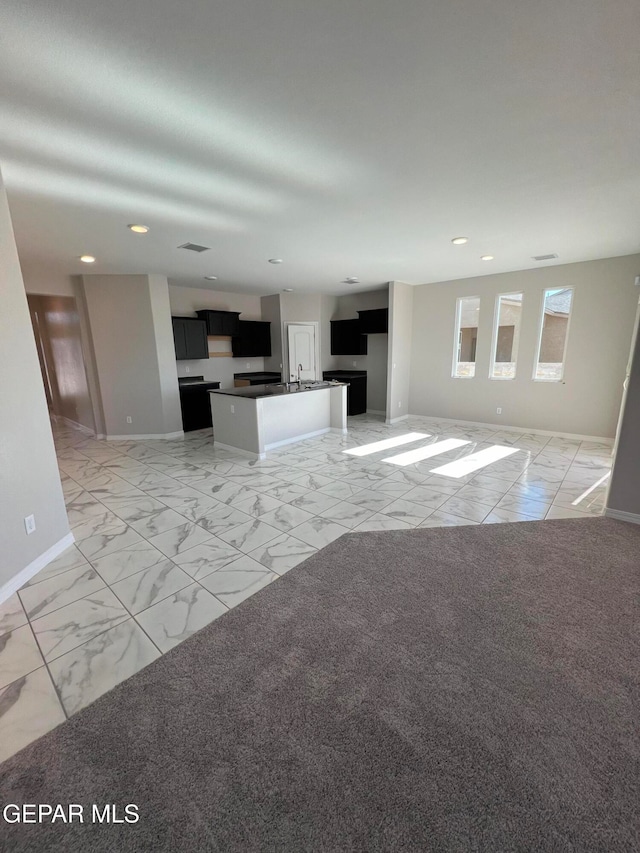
[172, 317, 209, 361]
[330, 320, 368, 355]
[234, 372, 281, 387]
[323, 370, 367, 415]
[178, 377, 220, 431]
[357, 308, 388, 334]
[196, 309, 241, 336]
[232, 321, 271, 357]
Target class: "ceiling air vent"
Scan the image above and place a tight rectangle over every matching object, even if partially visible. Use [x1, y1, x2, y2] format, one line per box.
[178, 242, 211, 253]
[532, 253, 558, 261]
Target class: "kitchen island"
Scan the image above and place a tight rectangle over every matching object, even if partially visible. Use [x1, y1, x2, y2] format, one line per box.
[209, 381, 347, 458]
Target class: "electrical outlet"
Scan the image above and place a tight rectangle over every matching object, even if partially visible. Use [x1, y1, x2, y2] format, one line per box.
[352, 361, 357, 367]
[246, 362, 250, 369]
[398, 401, 402, 408]
[230, 404, 235, 414]
[496, 407, 502, 415]
[24, 515, 36, 535]
[126, 416, 132, 424]
[185, 366, 190, 373]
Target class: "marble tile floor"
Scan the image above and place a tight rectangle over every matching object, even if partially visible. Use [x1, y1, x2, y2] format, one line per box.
[0, 414, 612, 762]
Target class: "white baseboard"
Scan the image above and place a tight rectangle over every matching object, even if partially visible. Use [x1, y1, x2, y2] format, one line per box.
[405, 414, 613, 445]
[52, 415, 96, 437]
[105, 430, 185, 441]
[214, 427, 342, 459]
[0, 532, 75, 605]
[264, 427, 331, 452]
[605, 508, 640, 525]
[386, 414, 409, 425]
[60, 417, 95, 436]
[212, 441, 260, 458]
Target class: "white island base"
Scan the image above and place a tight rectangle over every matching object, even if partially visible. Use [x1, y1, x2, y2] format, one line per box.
[209, 383, 347, 459]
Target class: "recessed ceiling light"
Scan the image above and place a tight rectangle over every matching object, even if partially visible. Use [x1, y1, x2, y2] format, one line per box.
[283, 288, 293, 292]
[204, 276, 218, 281]
[128, 224, 149, 233]
[451, 237, 468, 245]
[268, 258, 283, 264]
[480, 255, 494, 261]
[79, 255, 96, 263]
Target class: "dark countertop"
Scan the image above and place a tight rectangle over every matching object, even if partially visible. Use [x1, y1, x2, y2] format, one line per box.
[233, 372, 281, 380]
[323, 370, 367, 379]
[211, 381, 347, 400]
[178, 377, 221, 389]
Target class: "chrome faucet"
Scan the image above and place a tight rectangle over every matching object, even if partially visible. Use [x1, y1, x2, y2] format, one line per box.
[297, 363, 303, 384]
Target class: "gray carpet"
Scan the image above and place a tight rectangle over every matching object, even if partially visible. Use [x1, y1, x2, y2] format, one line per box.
[1, 517, 639, 852]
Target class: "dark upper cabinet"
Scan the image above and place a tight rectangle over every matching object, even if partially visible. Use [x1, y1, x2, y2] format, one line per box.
[232, 321, 271, 357]
[330, 319, 368, 355]
[173, 318, 188, 361]
[172, 317, 209, 361]
[195, 310, 241, 336]
[358, 308, 388, 334]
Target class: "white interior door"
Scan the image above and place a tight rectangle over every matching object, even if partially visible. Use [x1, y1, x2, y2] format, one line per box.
[287, 323, 317, 382]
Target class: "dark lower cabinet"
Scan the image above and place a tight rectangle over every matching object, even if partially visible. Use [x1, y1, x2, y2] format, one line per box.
[178, 379, 220, 431]
[196, 310, 241, 336]
[323, 371, 367, 416]
[232, 321, 271, 357]
[330, 320, 368, 355]
[172, 317, 209, 361]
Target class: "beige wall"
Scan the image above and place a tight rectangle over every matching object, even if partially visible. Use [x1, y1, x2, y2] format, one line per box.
[0, 169, 70, 595]
[72, 276, 106, 436]
[280, 292, 323, 379]
[409, 255, 640, 437]
[169, 285, 265, 388]
[386, 281, 414, 422]
[168, 285, 263, 319]
[260, 293, 283, 378]
[149, 276, 184, 434]
[20, 260, 75, 297]
[27, 294, 95, 432]
[320, 294, 339, 374]
[329, 288, 389, 412]
[81, 274, 182, 438]
[607, 297, 640, 518]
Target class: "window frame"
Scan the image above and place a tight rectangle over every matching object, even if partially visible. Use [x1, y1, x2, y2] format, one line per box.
[532, 286, 575, 383]
[488, 291, 524, 381]
[452, 295, 480, 379]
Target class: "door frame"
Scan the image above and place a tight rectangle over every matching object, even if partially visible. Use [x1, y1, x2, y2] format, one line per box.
[284, 321, 321, 381]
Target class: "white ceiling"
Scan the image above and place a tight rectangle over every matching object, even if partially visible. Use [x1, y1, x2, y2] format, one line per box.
[1, 0, 639, 295]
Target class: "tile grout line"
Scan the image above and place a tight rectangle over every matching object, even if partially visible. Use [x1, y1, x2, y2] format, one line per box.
[22, 612, 70, 722]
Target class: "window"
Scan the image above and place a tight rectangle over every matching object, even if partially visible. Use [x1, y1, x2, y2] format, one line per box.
[453, 296, 480, 378]
[490, 292, 523, 379]
[533, 288, 574, 381]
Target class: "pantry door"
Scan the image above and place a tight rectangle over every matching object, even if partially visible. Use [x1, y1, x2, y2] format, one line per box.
[286, 323, 318, 382]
